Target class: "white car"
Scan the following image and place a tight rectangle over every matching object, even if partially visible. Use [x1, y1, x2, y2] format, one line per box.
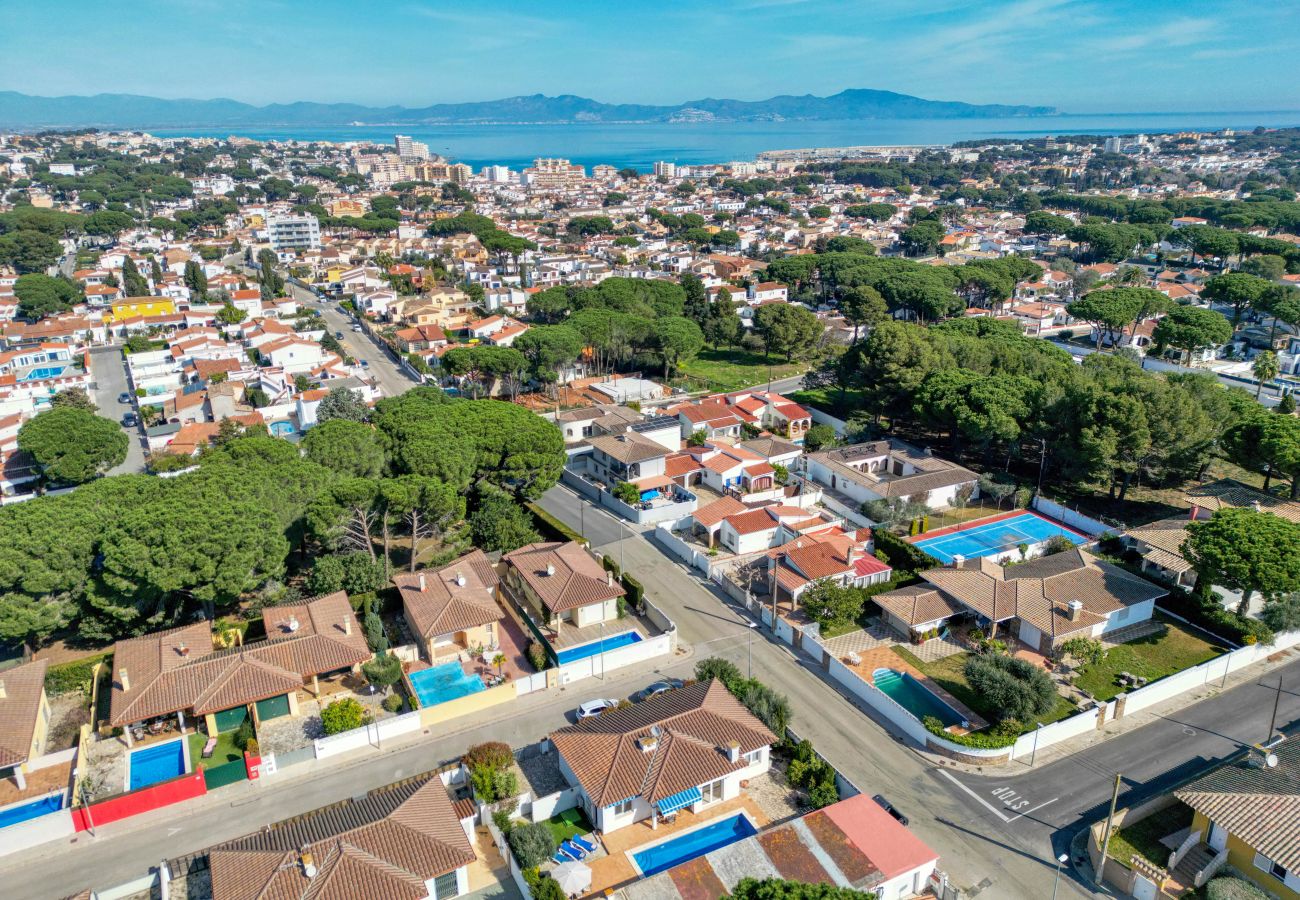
[577, 698, 619, 719]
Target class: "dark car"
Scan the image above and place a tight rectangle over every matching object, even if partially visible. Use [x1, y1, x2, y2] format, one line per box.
[334, 331, 344, 339]
[633, 678, 685, 703]
[118, 392, 131, 404]
[873, 794, 908, 826]
[121, 412, 138, 428]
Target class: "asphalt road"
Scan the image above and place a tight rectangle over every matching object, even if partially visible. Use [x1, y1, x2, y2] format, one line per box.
[87, 346, 146, 475]
[287, 284, 420, 399]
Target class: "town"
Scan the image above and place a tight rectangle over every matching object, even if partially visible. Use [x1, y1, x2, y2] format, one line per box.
[0, 122, 1297, 900]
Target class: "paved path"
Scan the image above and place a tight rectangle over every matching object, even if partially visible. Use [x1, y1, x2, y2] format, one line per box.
[87, 346, 146, 474]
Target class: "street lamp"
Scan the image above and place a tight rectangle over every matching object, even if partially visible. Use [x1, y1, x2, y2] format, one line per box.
[1051, 853, 1069, 900]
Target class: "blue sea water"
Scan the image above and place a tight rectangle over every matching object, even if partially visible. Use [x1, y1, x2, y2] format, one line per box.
[150, 112, 1300, 171]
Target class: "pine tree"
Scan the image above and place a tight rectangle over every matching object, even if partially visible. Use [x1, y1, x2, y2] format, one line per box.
[121, 257, 149, 296]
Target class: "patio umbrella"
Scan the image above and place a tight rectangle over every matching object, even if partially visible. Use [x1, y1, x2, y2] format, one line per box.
[552, 860, 592, 896]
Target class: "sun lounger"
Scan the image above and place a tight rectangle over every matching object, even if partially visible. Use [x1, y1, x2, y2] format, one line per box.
[559, 845, 583, 862]
[571, 835, 597, 854]
[552, 850, 570, 865]
[561, 841, 587, 860]
[201, 737, 218, 759]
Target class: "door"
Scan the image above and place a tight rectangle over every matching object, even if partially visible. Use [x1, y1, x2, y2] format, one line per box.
[1131, 873, 1158, 900]
[213, 704, 249, 733]
[1208, 822, 1228, 852]
[255, 693, 291, 721]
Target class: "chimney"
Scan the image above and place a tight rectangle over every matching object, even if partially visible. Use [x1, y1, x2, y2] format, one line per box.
[607, 570, 615, 586]
[342, 615, 352, 636]
[299, 848, 318, 879]
[1067, 600, 1083, 622]
[177, 641, 189, 657]
[0, 680, 6, 700]
[418, 573, 426, 592]
[951, 554, 965, 568]
[846, 544, 856, 565]
[637, 733, 658, 753]
[726, 740, 741, 764]
[119, 667, 130, 692]
[546, 563, 556, 577]
[456, 572, 467, 588]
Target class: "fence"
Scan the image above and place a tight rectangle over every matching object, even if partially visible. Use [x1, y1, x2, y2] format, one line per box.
[1032, 495, 1116, 537]
[525, 787, 580, 823]
[201, 757, 247, 790]
[653, 524, 712, 575]
[313, 709, 423, 760]
[272, 744, 316, 770]
[514, 671, 548, 697]
[72, 770, 206, 831]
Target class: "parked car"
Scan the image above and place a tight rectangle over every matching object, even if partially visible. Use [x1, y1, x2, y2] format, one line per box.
[117, 392, 131, 404]
[873, 794, 908, 826]
[121, 412, 138, 428]
[577, 698, 619, 719]
[334, 331, 344, 339]
[352, 324, 363, 332]
[359, 359, 369, 368]
[633, 678, 684, 703]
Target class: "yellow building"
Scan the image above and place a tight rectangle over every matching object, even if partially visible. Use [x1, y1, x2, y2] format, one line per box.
[110, 296, 177, 321]
[0, 659, 53, 790]
[1175, 740, 1300, 899]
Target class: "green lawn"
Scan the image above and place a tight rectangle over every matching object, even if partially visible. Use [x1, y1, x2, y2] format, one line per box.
[788, 387, 868, 419]
[543, 807, 593, 845]
[891, 647, 1077, 733]
[678, 349, 808, 392]
[1107, 802, 1193, 868]
[1073, 616, 1227, 702]
[820, 620, 863, 639]
[187, 729, 244, 770]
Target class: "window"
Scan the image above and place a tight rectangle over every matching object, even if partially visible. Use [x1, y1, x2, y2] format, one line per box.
[699, 778, 725, 804]
[1254, 852, 1288, 881]
[431, 870, 459, 898]
[743, 748, 763, 767]
[611, 797, 634, 816]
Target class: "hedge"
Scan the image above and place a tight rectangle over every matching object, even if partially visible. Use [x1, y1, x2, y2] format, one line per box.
[621, 573, 644, 607]
[526, 502, 584, 545]
[872, 529, 941, 573]
[922, 715, 1018, 749]
[601, 555, 621, 580]
[1158, 582, 1273, 647]
[45, 652, 112, 696]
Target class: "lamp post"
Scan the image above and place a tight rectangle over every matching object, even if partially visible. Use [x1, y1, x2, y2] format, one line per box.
[598, 621, 606, 681]
[1051, 853, 1069, 900]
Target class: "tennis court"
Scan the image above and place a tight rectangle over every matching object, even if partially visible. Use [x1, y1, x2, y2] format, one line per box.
[910, 511, 1086, 563]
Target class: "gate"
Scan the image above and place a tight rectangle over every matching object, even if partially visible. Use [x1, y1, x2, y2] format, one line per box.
[202, 758, 247, 790]
[255, 694, 291, 721]
[213, 705, 248, 733]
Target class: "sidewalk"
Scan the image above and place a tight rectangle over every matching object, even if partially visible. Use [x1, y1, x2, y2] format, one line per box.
[940, 642, 1300, 776]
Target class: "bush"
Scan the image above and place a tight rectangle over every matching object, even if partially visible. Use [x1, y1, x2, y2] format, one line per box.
[362, 651, 402, 689]
[922, 715, 1018, 749]
[695, 657, 743, 685]
[464, 741, 513, 774]
[621, 573, 644, 608]
[492, 809, 514, 835]
[382, 693, 404, 713]
[523, 868, 566, 900]
[233, 717, 256, 751]
[804, 424, 836, 451]
[1159, 582, 1274, 646]
[963, 653, 1057, 723]
[808, 776, 840, 809]
[244, 737, 260, 756]
[601, 555, 621, 580]
[1205, 877, 1270, 900]
[612, 481, 641, 505]
[472, 766, 518, 803]
[525, 640, 549, 671]
[320, 697, 367, 735]
[507, 821, 557, 869]
[872, 529, 941, 573]
[1058, 636, 1106, 666]
[44, 652, 112, 696]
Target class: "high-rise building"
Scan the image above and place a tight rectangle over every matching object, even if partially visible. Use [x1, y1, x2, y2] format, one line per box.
[394, 134, 430, 160]
[591, 164, 618, 180]
[1103, 136, 1122, 154]
[481, 165, 513, 183]
[412, 161, 472, 184]
[266, 214, 321, 252]
[653, 161, 676, 178]
[522, 158, 585, 188]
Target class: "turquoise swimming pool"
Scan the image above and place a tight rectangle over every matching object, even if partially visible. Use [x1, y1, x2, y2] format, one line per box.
[20, 365, 68, 381]
[408, 661, 485, 707]
[128, 738, 187, 791]
[873, 667, 964, 728]
[632, 813, 758, 877]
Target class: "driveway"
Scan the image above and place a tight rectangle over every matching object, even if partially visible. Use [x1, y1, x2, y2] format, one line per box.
[88, 346, 146, 474]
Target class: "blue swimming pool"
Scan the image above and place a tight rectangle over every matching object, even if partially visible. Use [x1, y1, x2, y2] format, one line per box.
[873, 668, 964, 728]
[408, 661, 485, 707]
[20, 366, 67, 382]
[910, 512, 1085, 563]
[632, 812, 758, 877]
[128, 738, 187, 791]
[556, 630, 643, 665]
[0, 791, 64, 829]
[269, 421, 296, 436]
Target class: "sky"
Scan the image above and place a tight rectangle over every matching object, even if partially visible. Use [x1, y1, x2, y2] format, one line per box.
[4, 0, 1298, 113]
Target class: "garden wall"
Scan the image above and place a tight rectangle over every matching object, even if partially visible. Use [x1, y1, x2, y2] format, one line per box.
[72, 771, 206, 831]
[1032, 496, 1114, 537]
[653, 524, 711, 574]
[313, 709, 423, 760]
[526, 787, 579, 823]
[0, 802, 74, 858]
[417, 682, 515, 728]
[553, 632, 673, 685]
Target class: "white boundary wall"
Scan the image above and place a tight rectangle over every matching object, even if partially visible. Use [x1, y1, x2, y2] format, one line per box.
[313, 709, 422, 760]
[654, 524, 711, 574]
[553, 632, 672, 686]
[1033, 496, 1115, 537]
[0, 802, 74, 858]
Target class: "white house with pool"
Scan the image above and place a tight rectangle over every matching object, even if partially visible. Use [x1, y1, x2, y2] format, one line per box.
[548, 679, 775, 835]
[873, 548, 1168, 655]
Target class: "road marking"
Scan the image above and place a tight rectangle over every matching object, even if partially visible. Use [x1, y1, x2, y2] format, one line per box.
[939, 771, 1059, 825]
[938, 770, 1009, 822]
[1007, 796, 1058, 823]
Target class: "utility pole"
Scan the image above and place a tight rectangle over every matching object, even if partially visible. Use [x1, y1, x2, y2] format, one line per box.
[1096, 773, 1123, 889]
[1268, 675, 1284, 742]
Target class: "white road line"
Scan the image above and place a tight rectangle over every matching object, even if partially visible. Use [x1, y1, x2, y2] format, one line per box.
[938, 770, 1010, 823]
[1008, 796, 1059, 823]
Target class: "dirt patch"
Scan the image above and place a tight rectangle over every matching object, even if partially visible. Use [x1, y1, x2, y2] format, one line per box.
[46, 693, 91, 752]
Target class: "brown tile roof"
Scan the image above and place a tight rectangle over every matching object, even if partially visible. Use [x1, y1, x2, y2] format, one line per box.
[504, 541, 625, 614]
[1184, 478, 1300, 523]
[550, 680, 776, 808]
[1175, 739, 1300, 872]
[0, 659, 48, 767]
[725, 508, 783, 536]
[394, 549, 503, 640]
[208, 775, 475, 900]
[807, 439, 976, 499]
[111, 594, 370, 726]
[692, 496, 747, 528]
[588, 432, 667, 464]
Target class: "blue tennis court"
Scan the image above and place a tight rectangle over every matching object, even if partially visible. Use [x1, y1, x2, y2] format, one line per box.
[911, 512, 1085, 563]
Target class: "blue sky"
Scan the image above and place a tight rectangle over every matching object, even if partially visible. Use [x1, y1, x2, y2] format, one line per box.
[4, 0, 1297, 112]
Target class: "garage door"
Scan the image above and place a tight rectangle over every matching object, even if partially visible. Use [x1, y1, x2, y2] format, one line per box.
[255, 693, 291, 721]
[213, 704, 248, 733]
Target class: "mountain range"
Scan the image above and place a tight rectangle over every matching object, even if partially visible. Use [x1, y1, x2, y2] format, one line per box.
[0, 88, 1058, 129]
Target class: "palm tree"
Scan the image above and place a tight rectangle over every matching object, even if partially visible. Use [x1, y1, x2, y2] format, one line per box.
[492, 653, 507, 677]
[1253, 350, 1280, 400]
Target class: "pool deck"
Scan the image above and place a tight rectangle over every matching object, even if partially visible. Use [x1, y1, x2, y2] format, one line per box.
[843, 646, 988, 734]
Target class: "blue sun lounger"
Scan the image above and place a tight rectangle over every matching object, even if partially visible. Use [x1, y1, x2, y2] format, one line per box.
[570, 834, 597, 854]
[561, 840, 587, 860]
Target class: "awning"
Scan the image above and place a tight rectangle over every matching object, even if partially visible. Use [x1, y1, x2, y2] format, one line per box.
[656, 786, 702, 814]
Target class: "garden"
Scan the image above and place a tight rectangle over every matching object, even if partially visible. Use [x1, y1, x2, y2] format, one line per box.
[1070, 616, 1226, 702]
[678, 348, 808, 392]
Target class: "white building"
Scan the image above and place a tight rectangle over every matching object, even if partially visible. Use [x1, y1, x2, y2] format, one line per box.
[266, 214, 321, 252]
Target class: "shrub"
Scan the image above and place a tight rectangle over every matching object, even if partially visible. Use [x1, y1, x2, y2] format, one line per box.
[804, 424, 836, 451]
[612, 481, 641, 505]
[44, 652, 112, 696]
[808, 776, 839, 809]
[492, 809, 514, 835]
[621, 572, 644, 608]
[695, 656, 743, 686]
[233, 717, 256, 751]
[525, 640, 549, 671]
[530, 876, 565, 900]
[382, 693, 404, 713]
[964, 653, 1057, 723]
[922, 715, 1018, 749]
[525, 502, 583, 544]
[363, 651, 402, 689]
[1158, 582, 1274, 646]
[1058, 637, 1106, 666]
[601, 555, 621, 580]
[1043, 534, 1076, 555]
[320, 697, 367, 735]
[472, 766, 518, 803]
[464, 741, 514, 774]
[507, 822, 557, 869]
[1206, 877, 1270, 900]
[244, 737, 260, 756]
[872, 529, 941, 572]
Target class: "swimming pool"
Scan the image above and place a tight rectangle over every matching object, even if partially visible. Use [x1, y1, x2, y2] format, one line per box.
[128, 738, 188, 791]
[269, 421, 296, 437]
[408, 661, 485, 708]
[556, 630, 643, 665]
[631, 812, 758, 877]
[20, 365, 67, 381]
[910, 512, 1085, 563]
[873, 668, 964, 728]
[0, 791, 65, 829]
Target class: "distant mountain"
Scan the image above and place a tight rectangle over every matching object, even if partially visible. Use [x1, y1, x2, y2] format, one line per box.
[0, 88, 1057, 129]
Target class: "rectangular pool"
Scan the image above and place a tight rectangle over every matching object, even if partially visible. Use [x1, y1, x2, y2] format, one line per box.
[0, 791, 64, 829]
[19, 366, 68, 382]
[873, 668, 964, 728]
[556, 630, 642, 665]
[910, 512, 1085, 563]
[631, 812, 758, 877]
[408, 661, 485, 708]
[128, 738, 187, 791]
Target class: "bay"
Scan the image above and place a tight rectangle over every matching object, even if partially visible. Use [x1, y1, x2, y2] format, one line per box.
[150, 111, 1300, 172]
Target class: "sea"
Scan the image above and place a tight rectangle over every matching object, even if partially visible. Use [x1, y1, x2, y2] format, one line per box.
[150, 111, 1300, 172]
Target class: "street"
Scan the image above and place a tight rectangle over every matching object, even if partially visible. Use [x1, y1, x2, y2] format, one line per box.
[87, 346, 146, 475]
